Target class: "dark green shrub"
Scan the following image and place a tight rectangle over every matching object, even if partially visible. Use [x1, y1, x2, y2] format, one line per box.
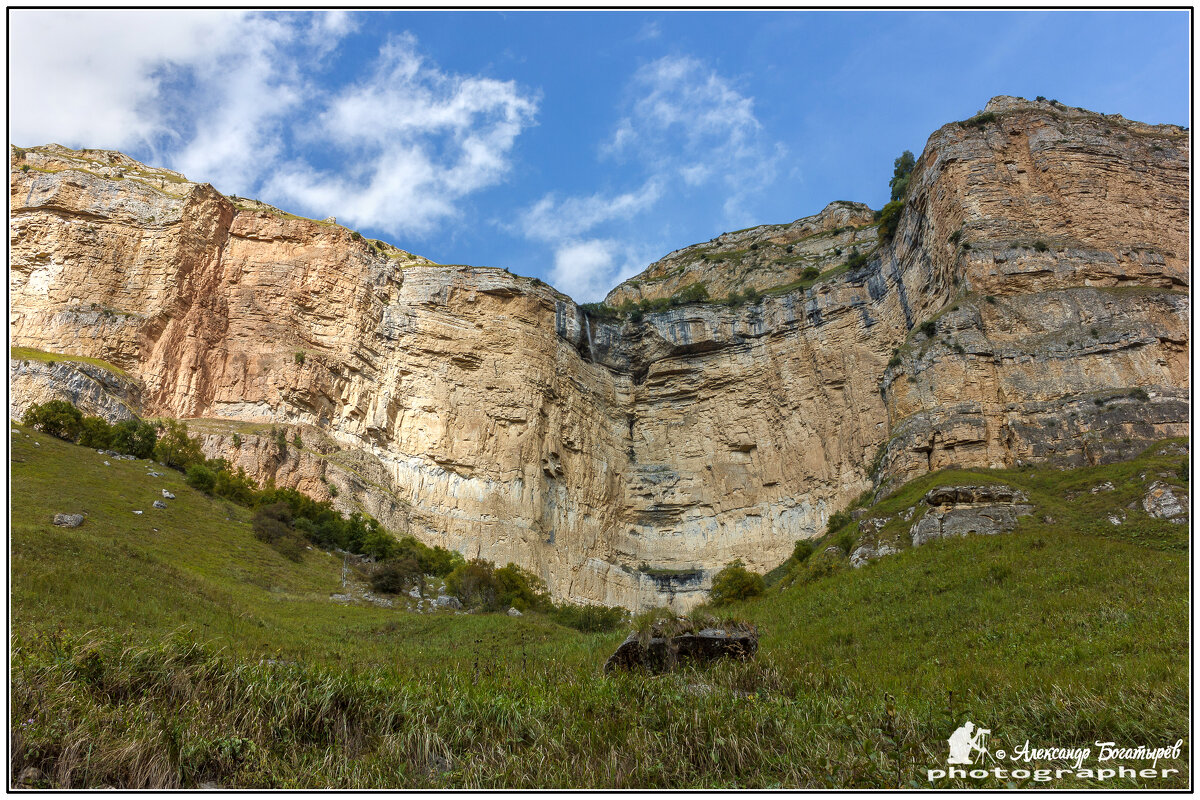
[1130, 387, 1150, 402]
[1036, 95, 1046, 102]
[446, 559, 500, 611]
[889, 150, 915, 201]
[185, 463, 217, 494]
[549, 603, 625, 633]
[887, 355, 902, 368]
[709, 560, 765, 606]
[802, 266, 821, 280]
[213, 466, 257, 505]
[876, 200, 904, 243]
[495, 563, 551, 612]
[251, 503, 305, 561]
[785, 245, 794, 253]
[919, 320, 937, 337]
[960, 112, 997, 128]
[294, 351, 305, 365]
[844, 250, 868, 269]
[77, 416, 114, 449]
[748, 242, 759, 251]
[231, 432, 242, 448]
[292, 432, 303, 448]
[673, 282, 710, 304]
[834, 529, 857, 554]
[1033, 240, 1049, 252]
[948, 228, 963, 245]
[274, 428, 287, 451]
[826, 509, 853, 536]
[370, 558, 422, 595]
[22, 400, 83, 441]
[154, 419, 204, 469]
[744, 287, 760, 303]
[985, 295, 996, 304]
[110, 419, 157, 458]
[791, 540, 815, 563]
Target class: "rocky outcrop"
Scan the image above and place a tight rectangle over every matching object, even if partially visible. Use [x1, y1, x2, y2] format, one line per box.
[8, 96, 1190, 609]
[910, 485, 1034, 546]
[604, 620, 758, 673]
[9, 357, 142, 422]
[1143, 481, 1188, 525]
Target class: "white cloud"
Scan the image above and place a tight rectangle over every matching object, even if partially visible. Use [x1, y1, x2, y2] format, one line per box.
[550, 239, 648, 303]
[9, 10, 252, 151]
[604, 55, 785, 218]
[518, 54, 784, 302]
[518, 179, 663, 242]
[9, 12, 538, 237]
[264, 34, 538, 235]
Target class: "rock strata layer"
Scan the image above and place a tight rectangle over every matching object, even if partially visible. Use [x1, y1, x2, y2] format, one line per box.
[9, 97, 1190, 608]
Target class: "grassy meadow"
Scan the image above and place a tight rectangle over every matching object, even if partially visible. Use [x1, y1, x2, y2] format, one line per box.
[8, 424, 1190, 788]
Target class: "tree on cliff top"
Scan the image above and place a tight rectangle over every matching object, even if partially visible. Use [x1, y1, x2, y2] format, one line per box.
[889, 150, 916, 201]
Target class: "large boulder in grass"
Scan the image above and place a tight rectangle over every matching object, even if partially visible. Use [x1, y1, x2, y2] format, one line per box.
[604, 618, 757, 673]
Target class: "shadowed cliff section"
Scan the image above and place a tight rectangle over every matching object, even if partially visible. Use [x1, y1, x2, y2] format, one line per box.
[8, 96, 1190, 609]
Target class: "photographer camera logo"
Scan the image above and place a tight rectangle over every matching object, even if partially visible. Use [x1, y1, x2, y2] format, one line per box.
[947, 721, 991, 764]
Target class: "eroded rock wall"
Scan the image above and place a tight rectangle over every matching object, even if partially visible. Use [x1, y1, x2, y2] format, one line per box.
[9, 96, 1189, 609]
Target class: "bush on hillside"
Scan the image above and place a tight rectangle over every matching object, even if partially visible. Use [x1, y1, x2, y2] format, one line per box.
[185, 462, 218, 494]
[77, 416, 115, 449]
[251, 502, 305, 561]
[791, 540, 815, 563]
[446, 559, 500, 610]
[110, 419, 157, 458]
[22, 400, 83, 441]
[154, 419, 205, 469]
[709, 560, 765, 606]
[370, 558, 423, 595]
[495, 563, 551, 612]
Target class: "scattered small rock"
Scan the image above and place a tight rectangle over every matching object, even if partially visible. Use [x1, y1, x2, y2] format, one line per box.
[132, 510, 143, 515]
[53, 513, 84, 528]
[147, 471, 163, 477]
[1090, 481, 1116, 494]
[1108, 513, 1124, 526]
[162, 490, 175, 499]
[507, 607, 523, 617]
[17, 767, 43, 787]
[1143, 481, 1188, 524]
[435, 595, 463, 610]
[152, 500, 167, 509]
[850, 541, 899, 568]
[103, 460, 111, 466]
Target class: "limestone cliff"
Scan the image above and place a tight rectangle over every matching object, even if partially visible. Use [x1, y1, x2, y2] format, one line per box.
[9, 97, 1189, 609]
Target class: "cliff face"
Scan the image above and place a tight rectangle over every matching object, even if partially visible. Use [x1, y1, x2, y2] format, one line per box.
[9, 97, 1189, 609]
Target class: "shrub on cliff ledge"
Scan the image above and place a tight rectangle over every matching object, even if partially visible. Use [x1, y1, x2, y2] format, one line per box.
[710, 560, 765, 605]
[889, 150, 915, 201]
[876, 200, 904, 243]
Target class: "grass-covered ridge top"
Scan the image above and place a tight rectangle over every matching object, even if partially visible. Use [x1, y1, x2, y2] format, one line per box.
[11, 345, 131, 378]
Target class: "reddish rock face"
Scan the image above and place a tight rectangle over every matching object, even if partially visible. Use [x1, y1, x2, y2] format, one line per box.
[8, 97, 1189, 609]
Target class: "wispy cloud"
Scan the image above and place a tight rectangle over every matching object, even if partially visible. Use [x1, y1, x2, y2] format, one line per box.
[265, 33, 539, 235]
[518, 54, 784, 301]
[9, 11, 538, 237]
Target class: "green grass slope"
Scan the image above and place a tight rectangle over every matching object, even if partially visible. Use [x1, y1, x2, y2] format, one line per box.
[9, 424, 1190, 789]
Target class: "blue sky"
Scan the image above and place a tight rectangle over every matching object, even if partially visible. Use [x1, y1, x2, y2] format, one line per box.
[10, 9, 1191, 301]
